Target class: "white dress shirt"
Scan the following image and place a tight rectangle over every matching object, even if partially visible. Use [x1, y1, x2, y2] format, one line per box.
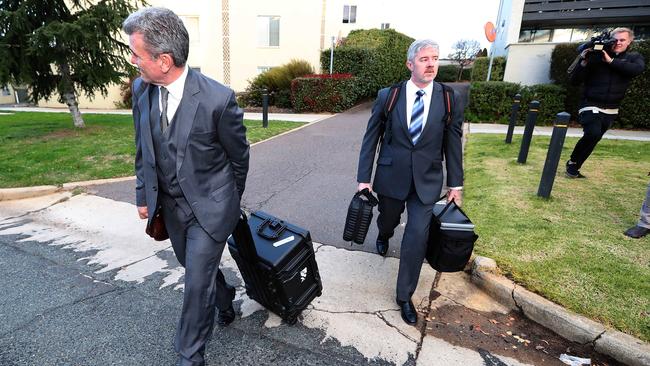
[405, 79, 434, 129]
[159, 66, 189, 124]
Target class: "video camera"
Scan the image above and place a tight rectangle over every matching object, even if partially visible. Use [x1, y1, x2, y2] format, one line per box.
[578, 31, 617, 53]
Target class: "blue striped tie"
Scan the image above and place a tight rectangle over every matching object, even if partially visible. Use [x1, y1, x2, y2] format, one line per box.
[409, 89, 425, 144]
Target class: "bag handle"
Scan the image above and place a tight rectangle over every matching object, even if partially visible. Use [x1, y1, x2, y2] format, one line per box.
[256, 217, 287, 240]
[355, 188, 379, 206]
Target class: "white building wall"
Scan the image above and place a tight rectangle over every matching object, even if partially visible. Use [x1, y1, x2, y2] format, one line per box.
[38, 0, 393, 109]
[492, 0, 524, 57]
[503, 43, 557, 85]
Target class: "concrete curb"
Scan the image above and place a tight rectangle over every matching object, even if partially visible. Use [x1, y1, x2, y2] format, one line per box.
[470, 256, 650, 366]
[0, 176, 135, 201]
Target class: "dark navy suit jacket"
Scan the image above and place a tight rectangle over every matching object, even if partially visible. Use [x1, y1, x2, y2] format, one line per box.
[357, 81, 464, 205]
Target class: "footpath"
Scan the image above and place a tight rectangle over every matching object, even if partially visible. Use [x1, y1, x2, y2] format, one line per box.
[0, 105, 648, 366]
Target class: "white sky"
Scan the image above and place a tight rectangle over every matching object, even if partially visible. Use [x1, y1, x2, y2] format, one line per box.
[374, 0, 502, 58]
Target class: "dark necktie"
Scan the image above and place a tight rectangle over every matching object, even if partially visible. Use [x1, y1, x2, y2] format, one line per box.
[409, 89, 425, 144]
[160, 86, 169, 132]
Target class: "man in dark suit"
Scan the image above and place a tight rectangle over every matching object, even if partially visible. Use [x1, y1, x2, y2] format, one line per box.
[123, 8, 249, 366]
[356, 39, 464, 325]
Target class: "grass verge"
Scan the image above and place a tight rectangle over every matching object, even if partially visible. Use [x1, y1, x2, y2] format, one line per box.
[0, 112, 304, 188]
[464, 133, 649, 341]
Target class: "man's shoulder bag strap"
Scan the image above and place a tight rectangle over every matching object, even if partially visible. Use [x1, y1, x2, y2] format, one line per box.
[379, 81, 454, 147]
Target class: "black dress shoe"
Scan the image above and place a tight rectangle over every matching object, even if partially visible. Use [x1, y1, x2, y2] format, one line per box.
[624, 225, 649, 238]
[217, 305, 236, 326]
[397, 300, 417, 325]
[376, 235, 389, 256]
[217, 287, 236, 326]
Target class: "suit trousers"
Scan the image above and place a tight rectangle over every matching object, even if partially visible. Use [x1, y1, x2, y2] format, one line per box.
[160, 194, 235, 366]
[570, 110, 616, 169]
[377, 186, 434, 303]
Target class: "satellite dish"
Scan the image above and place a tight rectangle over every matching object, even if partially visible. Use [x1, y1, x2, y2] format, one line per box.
[484, 21, 496, 42]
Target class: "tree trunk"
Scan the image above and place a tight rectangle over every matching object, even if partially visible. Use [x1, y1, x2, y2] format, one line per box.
[58, 62, 85, 128]
[457, 66, 464, 81]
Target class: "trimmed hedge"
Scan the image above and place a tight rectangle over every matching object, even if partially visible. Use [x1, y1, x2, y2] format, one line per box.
[436, 65, 472, 82]
[550, 40, 650, 129]
[321, 29, 413, 98]
[471, 56, 506, 81]
[466, 81, 520, 123]
[239, 59, 314, 108]
[467, 81, 566, 125]
[291, 74, 361, 113]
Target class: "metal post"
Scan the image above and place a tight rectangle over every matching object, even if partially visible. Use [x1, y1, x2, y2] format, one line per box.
[262, 88, 269, 128]
[505, 93, 521, 144]
[517, 100, 540, 164]
[329, 36, 335, 75]
[537, 112, 570, 198]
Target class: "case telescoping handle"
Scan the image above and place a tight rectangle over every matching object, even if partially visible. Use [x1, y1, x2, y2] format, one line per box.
[256, 217, 287, 240]
[356, 188, 379, 206]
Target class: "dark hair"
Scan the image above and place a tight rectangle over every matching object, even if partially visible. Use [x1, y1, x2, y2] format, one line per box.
[122, 7, 189, 67]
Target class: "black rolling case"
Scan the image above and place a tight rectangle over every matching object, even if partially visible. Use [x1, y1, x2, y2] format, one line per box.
[227, 210, 322, 324]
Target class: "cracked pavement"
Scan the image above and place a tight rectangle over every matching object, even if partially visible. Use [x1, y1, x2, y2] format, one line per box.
[0, 102, 622, 365]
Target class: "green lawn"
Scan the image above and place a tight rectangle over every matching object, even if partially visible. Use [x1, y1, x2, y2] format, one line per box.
[464, 133, 650, 341]
[0, 112, 304, 188]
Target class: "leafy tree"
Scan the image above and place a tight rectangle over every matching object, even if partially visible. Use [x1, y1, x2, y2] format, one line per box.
[0, 0, 141, 127]
[448, 39, 482, 81]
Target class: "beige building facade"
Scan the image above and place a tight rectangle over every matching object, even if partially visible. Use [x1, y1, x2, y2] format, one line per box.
[39, 0, 390, 109]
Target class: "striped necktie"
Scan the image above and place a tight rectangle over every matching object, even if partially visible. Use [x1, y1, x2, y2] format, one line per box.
[160, 86, 169, 132]
[409, 89, 425, 144]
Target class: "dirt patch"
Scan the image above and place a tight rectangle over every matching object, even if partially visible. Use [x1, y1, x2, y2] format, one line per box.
[423, 299, 621, 366]
[40, 125, 103, 140]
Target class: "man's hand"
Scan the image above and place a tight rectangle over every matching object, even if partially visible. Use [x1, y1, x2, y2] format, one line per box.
[447, 189, 462, 206]
[358, 183, 372, 192]
[602, 50, 613, 64]
[137, 206, 148, 219]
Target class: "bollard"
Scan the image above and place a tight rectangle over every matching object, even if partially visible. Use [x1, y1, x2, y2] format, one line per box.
[262, 88, 269, 128]
[537, 112, 570, 198]
[517, 100, 540, 164]
[505, 93, 522, 144]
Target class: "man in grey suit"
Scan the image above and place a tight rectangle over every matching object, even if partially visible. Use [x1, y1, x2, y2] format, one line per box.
[123, 8, 249, 366]
[357, 39, 464, 325]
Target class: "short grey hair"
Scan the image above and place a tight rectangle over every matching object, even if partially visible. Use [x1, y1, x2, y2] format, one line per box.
[407, 39, 440, 62]
[612, 27, 634, 41]
[122, 7, 189, 67]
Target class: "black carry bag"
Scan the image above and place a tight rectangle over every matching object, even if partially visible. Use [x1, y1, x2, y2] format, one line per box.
[426, 198, 479, 272]
[343, 188, 379, 244]
[228, 211, 322, 324]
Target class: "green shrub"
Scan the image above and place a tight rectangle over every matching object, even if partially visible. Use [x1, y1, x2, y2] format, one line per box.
[550, 43, 582, 119]
[519, 84, 567, 125]
[471, 56, 506, 81]
[291, 74, 360, 113]
[466, 81, 520, 123]
[321, 29, 413, 98]
[436, 65, 472, 82]
[240, 59, 314, 108]
[467, 81, 566, 125]
[550, 40, 649, 129]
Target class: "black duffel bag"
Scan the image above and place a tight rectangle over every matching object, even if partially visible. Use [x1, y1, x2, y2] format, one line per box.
[426, 198, 478, 272]
[343, 188, 378, 244]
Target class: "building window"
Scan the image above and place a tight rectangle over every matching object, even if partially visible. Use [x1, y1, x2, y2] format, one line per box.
[343, 5, 357, 24]
[1, 85, 10, 96]
[257, 16, 280, 47]
[381, 23, 390, 30]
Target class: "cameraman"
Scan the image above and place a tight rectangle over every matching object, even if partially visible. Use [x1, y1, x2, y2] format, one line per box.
[566, 27, 645, 178]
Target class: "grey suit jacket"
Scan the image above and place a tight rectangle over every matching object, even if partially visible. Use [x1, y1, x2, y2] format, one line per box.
[357, 81, 463, 205]
[132, 69, 249, 242]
